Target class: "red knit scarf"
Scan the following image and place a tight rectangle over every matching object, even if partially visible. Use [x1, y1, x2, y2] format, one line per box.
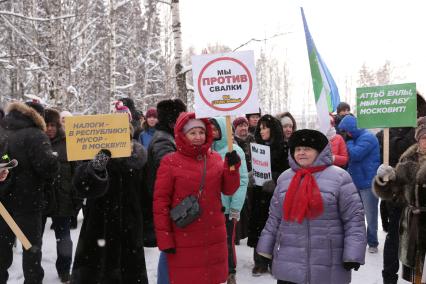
[283, 165, 327, 223]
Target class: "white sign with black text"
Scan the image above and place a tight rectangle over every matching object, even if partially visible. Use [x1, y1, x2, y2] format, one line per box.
[250, 143, 272, 186]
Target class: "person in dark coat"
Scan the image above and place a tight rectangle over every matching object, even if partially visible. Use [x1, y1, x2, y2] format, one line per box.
[373, 116, 426, 283]
[71, 140, 148, 284]
[248, 114, 289, 276]
[246, 110, 261, 136]
[232, 116, 255, 245]
[143, 99, 186, 284]
[119, 97, 144, 139]
[42, 108, 78, 283]
[0, 102, 59, 284]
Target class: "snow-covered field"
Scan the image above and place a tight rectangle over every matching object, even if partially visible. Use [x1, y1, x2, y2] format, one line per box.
[8, 217, 411, 284]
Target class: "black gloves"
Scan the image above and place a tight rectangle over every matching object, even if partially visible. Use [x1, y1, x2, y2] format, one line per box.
[262, 179, 276, 193]
[89, 149, 111, 172]
[163, 248, 176, 254]
[343, 262, 360, 271]
[225, 150, 241, 167]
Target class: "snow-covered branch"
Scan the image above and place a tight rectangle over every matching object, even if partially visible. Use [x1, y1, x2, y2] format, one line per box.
[71, 38, 102, 72]
[116, 83, 135, 90]
[0, 11, 75, 22]
[71, 18, 98, 41]
[113, 0, 131, 10]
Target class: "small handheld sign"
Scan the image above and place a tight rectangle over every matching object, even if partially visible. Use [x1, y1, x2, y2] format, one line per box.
[250, 143, 272, 186]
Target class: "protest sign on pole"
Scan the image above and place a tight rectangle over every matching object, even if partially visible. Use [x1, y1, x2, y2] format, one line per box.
[192, 50, 259, 159]
[192, 50, 259, 118]
[64, 114, 131, 161]
[250, 143, 272, 186]
[356, 83, 417, 178]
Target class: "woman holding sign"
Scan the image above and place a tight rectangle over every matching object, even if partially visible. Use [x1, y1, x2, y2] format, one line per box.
[256, 129, 366, 284]
[373, 116, 426, 283]
[248, 114, 288, 276]
[153, 112, 241, 284]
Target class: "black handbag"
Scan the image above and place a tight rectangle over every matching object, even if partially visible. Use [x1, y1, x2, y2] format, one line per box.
[170, 156, 206, 228]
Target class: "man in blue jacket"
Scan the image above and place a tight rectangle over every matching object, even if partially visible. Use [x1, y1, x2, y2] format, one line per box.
[339, 115, 380, 253]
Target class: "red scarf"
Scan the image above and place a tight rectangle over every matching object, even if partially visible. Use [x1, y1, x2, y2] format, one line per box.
[283, 165, 327, 223]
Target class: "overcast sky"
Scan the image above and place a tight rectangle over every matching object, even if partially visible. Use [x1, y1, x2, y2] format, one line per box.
[179, 0, 425, 115]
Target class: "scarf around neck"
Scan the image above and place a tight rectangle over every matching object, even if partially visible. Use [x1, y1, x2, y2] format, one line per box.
[283, 165, 327, 223]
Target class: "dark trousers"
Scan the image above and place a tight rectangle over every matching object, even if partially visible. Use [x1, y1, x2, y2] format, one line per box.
[382, 202, 402, 284]
[253, 249, 271, 269]
[225, 215, 237, 274]
[42, 216, 73, 276]
[0, 211, 44, 284]
[277, 281, 297, 284]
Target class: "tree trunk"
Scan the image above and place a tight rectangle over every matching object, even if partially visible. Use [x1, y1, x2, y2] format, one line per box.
[171, 0, 187, 103]
[108, 0, 117, 100]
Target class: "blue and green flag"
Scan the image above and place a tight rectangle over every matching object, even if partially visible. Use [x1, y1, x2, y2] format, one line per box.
[301, 7, 340, 133]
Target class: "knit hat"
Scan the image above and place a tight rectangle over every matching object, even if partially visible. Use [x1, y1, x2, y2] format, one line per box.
[280, 116, 294, 127]
[145, 108, 157, 118]
[336, 102, 350, 114]
[157, 99, 187, 126]
[114, 101, 132, 122]
[25, 101, 45, 117]
[182, 119, 206, 133]
[233, 117, 248, 129]
[44, 108, 61, 127]
[288, 129, 329, 158]
[415, 116, 426, 141]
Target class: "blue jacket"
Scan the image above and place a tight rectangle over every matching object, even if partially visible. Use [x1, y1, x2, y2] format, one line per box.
[212, 117, 248, 215]
[338, 115, 380, 189]
[139, 127, 156, 149]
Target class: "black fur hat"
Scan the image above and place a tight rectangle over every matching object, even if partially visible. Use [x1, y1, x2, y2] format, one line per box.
[288, 129, 329, 158]
[44, 108, 61, 127]
[25, 101, 45, 117]
[156, 99, 187, 132]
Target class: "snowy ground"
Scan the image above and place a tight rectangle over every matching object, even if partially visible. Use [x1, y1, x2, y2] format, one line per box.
[8, 216, 411, 284]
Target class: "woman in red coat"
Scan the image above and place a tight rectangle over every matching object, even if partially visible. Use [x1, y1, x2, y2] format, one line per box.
[328, 114, 349, 167]
[153, 112, 241, 284]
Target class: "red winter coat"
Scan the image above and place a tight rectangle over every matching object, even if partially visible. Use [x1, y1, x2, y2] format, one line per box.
[330, 134, 349, 167]
[153, 112, 240, 284]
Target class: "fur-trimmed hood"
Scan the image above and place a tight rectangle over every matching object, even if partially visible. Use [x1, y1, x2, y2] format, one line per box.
[4, 102, 46, 131]
[396, 143, 426, 185]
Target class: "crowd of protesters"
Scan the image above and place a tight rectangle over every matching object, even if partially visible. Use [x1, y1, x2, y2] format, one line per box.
[0, 93, 425, 284]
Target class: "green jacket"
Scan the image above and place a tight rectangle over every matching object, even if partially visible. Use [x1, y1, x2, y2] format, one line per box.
[212, 117, 248, 215]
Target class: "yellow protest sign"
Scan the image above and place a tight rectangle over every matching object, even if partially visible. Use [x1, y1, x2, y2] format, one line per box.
[64, 114, 131, 161]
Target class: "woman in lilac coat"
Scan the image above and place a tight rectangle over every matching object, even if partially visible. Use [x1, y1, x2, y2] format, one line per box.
[256, 129, 366, 284]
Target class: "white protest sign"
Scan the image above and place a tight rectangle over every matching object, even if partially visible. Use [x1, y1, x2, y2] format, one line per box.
[250, 143, 272, 186]
[192, 50, 259, 118]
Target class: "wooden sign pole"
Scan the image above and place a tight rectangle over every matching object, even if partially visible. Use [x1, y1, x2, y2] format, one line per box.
[225, 115, 235, 171]
[0, 202, 32, 250]
[383, 128, 390, 182]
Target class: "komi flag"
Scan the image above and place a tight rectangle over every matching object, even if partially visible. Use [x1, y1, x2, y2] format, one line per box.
[301, 7, 340, 134]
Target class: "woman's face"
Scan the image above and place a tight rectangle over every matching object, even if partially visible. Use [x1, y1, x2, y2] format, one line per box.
[260, 123, 271, 141]
[419, 134, 426, 151]
[185, 127, 206, 146]
[211, 124, 220, 140]
[282, 124, 293, 139]
[147, 116, 158, 127]
[294, 146, 319, 168]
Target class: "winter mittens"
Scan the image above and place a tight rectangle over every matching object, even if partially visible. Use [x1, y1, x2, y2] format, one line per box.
[90, 149, 112, 172]
[225, 150, 241, 167]
[376, 164, 396, 181]
[343, 262, 360, 271]
[262, 179, 276, 193]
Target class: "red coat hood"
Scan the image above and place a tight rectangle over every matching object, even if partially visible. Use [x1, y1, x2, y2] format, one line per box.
[174, 112, 213, 158]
